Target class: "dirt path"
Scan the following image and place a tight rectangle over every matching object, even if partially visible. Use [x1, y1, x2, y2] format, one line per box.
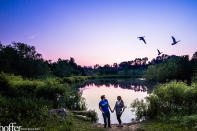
[94, 122, 141, 131]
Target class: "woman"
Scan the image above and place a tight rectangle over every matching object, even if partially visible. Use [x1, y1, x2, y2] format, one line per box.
[113, 96, 126, 127]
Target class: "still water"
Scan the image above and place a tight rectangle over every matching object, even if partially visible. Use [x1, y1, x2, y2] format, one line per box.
[80, 80, 150, 124]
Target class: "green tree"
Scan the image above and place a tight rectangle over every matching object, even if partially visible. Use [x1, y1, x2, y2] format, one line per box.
[145, 56, 192, 82]
[0, 42, 49, 77]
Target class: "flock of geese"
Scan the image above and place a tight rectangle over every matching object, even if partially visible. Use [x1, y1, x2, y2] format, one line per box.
[137, 36, 181, 56]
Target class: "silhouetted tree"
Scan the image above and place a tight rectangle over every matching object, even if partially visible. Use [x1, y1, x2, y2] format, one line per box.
[145, 55, 192, 82]
[52, 57, 84, 77]
[113, 63, 118, 68]
[94, 64, 100, 69]
[191, 51, 197, 81]
[0, 42, 49, 77]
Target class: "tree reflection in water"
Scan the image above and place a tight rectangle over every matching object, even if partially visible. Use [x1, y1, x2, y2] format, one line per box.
[80, 79, 155, 94]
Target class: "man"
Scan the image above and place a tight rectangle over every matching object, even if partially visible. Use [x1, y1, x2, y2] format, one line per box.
[99, 95, 113, 128]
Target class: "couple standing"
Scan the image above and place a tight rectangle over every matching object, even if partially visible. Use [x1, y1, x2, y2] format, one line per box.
[99, 95, 126, 128]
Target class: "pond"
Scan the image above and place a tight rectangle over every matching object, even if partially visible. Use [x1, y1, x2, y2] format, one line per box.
[79, 79, 153, 124]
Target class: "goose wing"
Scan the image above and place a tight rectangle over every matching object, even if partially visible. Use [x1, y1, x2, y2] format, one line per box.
[172, 36, 176, 43]
[142, 38, 146, 44]
[157, 49, 160, 54]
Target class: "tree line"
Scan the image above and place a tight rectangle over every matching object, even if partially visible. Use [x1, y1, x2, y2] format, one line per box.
[0, 42, 197, 79]
[0, 42, 84, 77]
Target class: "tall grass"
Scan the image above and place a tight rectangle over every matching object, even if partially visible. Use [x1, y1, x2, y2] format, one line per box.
[0, 72, 86, 129]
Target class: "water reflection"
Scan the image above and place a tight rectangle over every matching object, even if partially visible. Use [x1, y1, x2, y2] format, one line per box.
[80, 79, 154, 124]
[80, 79, 154, 93]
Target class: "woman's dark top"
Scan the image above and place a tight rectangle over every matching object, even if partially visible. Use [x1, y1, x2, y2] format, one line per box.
[115, 101, 125, 115]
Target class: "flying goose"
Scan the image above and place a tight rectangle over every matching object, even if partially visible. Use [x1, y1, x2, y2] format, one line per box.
[157, 49, 163, 55]
[137, 36, 146, 44]
[171, 36, 180, 45]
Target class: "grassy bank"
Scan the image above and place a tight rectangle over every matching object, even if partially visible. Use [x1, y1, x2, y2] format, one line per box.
[72, 117, 105, 131]
[138, 120, 196, 131]
[0, 73, 85, 130]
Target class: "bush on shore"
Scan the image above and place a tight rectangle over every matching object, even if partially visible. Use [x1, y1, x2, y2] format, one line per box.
[131, 81, 197, 129]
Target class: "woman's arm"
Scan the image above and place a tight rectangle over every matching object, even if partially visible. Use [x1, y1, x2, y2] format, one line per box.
[121, 102, 126, 113]
[122, 106, 126, 113]
[112, 102, 117, 112]
[108, 104, 113, 112]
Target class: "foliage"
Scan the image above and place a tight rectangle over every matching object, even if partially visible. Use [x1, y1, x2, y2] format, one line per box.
[131, 99, 148, 120]
[131, 81, 197, 128]
[51, 58, 85, 77]
[72, 117, 105, 131]
[191, 52, 197, 82]
[0, 42, 49, 77]
[39, 114, 73, 131]
[144, 56, 192, 82]
[0, 73, 85, 128]
[0, 42, 85, 78]
[1, 42, 196, 79]
[0, 96, 51, 126]
[97, 64, 118, 75]
[138, 120, 196, 131]
[62, 76, 96, 84]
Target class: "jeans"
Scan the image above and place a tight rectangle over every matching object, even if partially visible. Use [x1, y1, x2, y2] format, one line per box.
[117, 113, 122, 124]
[102, 112, 111, 127]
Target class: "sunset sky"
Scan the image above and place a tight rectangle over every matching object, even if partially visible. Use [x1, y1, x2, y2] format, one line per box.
[1, 0, 197, 66]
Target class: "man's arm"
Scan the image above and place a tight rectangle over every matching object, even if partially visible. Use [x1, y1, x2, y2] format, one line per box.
[99, 104, 104, 113]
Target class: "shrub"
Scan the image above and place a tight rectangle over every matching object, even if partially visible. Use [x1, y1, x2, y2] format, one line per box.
[131, 81, 197, 121]
[131, 99, 148, 120]
[0, 96, 52, 126]
[0, 73, 85, 110]
[0, 73, 84, 129]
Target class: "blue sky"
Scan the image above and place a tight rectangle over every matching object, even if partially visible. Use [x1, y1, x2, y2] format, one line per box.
[0, 0, 197, 66]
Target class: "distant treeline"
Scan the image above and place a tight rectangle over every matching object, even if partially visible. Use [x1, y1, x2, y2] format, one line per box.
[0, 42, 197, 79]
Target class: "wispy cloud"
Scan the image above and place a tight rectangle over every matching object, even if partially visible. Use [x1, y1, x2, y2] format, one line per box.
[28, 33, 38, 39]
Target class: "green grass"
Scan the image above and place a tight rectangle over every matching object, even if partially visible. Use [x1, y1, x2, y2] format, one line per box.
[72, 117, 106, 131]
[137, 120, 196, 131]
[39, 116, 73, 131]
